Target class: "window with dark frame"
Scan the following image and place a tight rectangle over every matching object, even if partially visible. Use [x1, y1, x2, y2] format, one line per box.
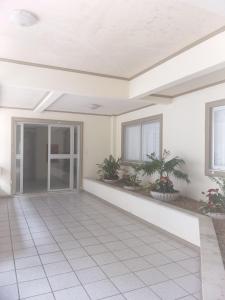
[122, 114, 162, 163]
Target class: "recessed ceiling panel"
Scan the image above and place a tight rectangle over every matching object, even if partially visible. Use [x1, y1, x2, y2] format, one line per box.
[0, 0, 224, 78]
[47, 94, 152, 115]
[0, 85, 48, 109]
[156, 68, 225, 97]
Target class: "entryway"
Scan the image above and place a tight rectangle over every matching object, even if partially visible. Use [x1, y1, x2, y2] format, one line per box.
[13, 118, 82, 194]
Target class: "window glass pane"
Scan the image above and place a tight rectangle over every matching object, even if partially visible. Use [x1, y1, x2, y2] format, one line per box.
[16, 159, 20, 193]
[51, 127, 70, 154]
[142, 121, 160, 161]
[213, 107, 225, 169]
[50, 159, 70, 189]
[124, 125, 141, 161]
[16, 125, 21, 154]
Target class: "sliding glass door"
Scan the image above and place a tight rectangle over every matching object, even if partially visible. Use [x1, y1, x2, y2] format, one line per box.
[14, 120, 81, 194]
[48, 125, 80, 191]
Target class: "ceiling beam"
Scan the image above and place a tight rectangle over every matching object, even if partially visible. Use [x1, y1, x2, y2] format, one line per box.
[33, 91, 63, 113]
[129, 30, 225, 99]
[0, 30, 224, 102]
[141, 95, 173, 104]
[0, 61, 128, 100]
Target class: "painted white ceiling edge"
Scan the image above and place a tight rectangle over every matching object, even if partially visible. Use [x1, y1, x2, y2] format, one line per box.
[0, 29, 225, 114]
[1, 0, 224, 78]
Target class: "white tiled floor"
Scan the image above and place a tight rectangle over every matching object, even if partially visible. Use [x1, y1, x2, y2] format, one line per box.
[0, 192, 202, 300]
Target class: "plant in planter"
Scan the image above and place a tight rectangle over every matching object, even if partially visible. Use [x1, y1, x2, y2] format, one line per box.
[122, 165, 141, 191]
[201, 177, 225, 219]
[140, 150, 190, 201]
[97, 155, 121, 183]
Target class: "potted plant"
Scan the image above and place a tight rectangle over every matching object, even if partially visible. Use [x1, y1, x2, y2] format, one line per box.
[140, 150, 190, 201]
[122, 165, 141, 191]
[97, 155, 121, 183]
[201, 177, 225, 219]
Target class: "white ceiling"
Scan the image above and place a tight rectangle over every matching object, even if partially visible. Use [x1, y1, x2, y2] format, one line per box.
[47, 94, 152, 116]
[0, 0, 224, 78]
[0, 85, 154, 115]
[156, 67, 225, 97]
[0, 85, 47, 109]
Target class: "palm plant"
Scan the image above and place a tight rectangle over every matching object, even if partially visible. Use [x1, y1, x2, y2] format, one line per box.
[140, 150, 190, 193]
[97, 155, 121, 180]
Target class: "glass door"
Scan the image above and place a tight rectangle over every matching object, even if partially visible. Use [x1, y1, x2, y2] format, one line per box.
[48, 125, 80, 191]
[14, 120, 80, 194]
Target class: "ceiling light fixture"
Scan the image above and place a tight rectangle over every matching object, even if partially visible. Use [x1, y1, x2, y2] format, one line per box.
[10, 9, 39, 27]
[88, 104, 102, 110]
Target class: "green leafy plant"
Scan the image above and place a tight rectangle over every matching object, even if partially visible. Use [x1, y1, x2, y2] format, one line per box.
[97, 155, 121, 180]
[201, 177, 225, 214]
[123, 165, 141, 187]
[140, 150, 190, 193]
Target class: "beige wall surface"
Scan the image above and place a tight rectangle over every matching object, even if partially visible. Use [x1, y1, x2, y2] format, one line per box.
[115, 82, 225, 200]
[0, 109, 111, 194]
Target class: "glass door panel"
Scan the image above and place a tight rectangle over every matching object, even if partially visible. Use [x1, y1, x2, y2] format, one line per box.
[16, 125, 21, 154]
[73, 159, 77, 189]
[49, 125, 78, 191]
[50, 159, 70, 190]
[74, 127, 78, 154]
[51, 127, 70, 154]
[16, 159, 21, 193]
[15, 124, 23, 193]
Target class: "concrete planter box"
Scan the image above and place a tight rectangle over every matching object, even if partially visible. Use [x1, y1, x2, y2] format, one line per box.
[151, 191, 180, 202]
[123, 185, 140, 191]
[103, 179, 118, 184]
[206, 212, 225, 220]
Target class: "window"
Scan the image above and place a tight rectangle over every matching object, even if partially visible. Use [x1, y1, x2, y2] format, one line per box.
[122, 115, 162, 162]
[206, 100, 225, 176]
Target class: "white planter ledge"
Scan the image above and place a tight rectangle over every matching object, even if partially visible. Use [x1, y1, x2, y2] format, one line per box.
[83, 178, 225, 300]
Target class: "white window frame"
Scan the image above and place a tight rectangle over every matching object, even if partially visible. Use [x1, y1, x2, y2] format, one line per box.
[206, 99, 225, 176]
[121, 114, 163, 163]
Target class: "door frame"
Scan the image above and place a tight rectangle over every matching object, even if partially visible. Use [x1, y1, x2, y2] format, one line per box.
[11, 117, 83, 195]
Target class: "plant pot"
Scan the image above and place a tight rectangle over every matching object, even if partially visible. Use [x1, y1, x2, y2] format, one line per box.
[150, 191, 180, 202]
[103, 178, 119, 184]
[206, 212, 225, 219]
[123, 185, 139, 191]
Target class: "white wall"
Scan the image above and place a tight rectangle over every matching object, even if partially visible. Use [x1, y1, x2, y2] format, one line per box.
[115, 82, 225, 200]
[0, 108, 111, 194]
[84, 178, 200, 246]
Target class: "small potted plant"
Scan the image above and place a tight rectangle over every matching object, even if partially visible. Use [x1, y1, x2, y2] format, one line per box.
[140, 150, 190, 201]
[97, 155, 121, 183]
[122, 165, 141, 191]
[201, 177, 225, 219]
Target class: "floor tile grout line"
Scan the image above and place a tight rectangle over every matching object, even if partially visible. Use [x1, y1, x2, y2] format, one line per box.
[6, 197, 20, 299]
[29, 193, 200, 297]
[28, 195, 146, 298]
[16, 197, 57, 300]
[4, 192, 201, 300]
[52, 195, 201, 298]
[34, 195, 169, 299]
[27, 196, 94, 300]
[39, 197, 131, 298]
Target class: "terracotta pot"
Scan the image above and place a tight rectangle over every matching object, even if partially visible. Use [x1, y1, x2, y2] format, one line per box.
[206, 212, 225, 219]
[150, 191, 180, 202]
